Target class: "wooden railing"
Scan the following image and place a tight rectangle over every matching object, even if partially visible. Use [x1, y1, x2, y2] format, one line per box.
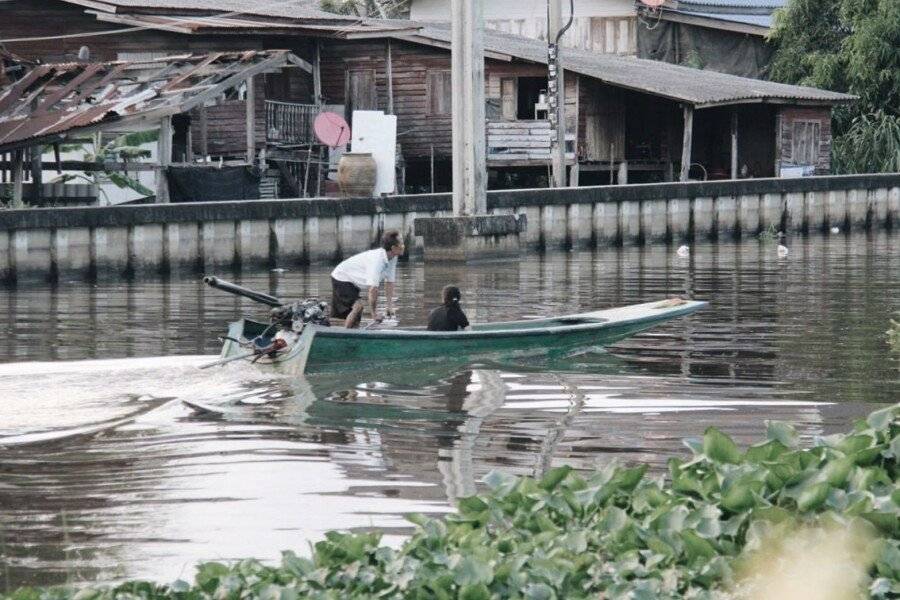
[265, 101, 318, 146]
[486, 120, 576, 164]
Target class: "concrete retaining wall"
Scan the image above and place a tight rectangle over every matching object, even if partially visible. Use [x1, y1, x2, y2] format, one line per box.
[1, 174, 898, 282]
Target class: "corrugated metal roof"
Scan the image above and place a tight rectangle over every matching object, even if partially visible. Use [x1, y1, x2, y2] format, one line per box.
[685, 11, 774, 27]
[60, 0, 358, 21]
[0, 50, 303, 151]
[406, 25, 853, 107]
[91, 12, 420, 37]
[675, 0, 783, 9]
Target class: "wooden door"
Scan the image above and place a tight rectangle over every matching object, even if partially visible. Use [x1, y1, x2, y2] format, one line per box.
[500, 77, 517, 121]
[346, 69, 377, 121]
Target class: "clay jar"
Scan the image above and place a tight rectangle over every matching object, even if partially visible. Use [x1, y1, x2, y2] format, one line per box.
[337, 152, 377, 197]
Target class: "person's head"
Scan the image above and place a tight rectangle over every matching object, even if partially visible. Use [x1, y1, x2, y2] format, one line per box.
[442, 285, 462, 307]
[381, 230, 405, 257]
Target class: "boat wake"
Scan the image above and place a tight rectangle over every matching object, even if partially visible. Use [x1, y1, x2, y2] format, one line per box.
[0, 355, 289, 445]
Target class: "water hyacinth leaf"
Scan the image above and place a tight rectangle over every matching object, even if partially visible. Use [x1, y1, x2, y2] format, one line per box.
[607, 465, 647, 495]
[823, 456, 854, 487]
[703, 428, 742, 464]
[744, 440, 783, 464]
[457, 496, 489, 517]
[851, 446, 883, 466]
[562, 530, 588, 553]
[766, 420, 799, 448]
[196, 562, 231, 592]
[459, 583, 491, 600]
[452, 556, 493, 586]
[483, 470, 519, 496]
[867, 405, 897, 431]
[523, 583, 555, 600]
[683, 437, 704, 455]
[721, 481, 758, 513]
[838, 433, 876, 455]
[681, 530, 717, 561]
[862, 511, 899, 536]
[539, 466, 572, 491]
[600, 506, 629, 533]
[655, 505, 690, 535]
[797, 481, 832, 511]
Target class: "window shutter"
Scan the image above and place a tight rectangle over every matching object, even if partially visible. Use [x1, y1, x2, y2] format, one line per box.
[427, 71, 452, 116]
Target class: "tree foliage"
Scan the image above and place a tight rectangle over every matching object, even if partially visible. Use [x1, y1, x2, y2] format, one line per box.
[769, 0, 900, 173]
[318, 0, 409, 18]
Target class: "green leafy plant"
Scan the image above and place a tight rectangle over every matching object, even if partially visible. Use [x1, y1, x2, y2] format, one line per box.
[888, 315, 900, 354]
[3, 405, 897, 599]
[55, 132, 156, 203]
[319, 0, 409, 18]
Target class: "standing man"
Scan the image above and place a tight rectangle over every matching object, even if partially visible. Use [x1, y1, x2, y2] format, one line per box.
[330, 230, 405, 328]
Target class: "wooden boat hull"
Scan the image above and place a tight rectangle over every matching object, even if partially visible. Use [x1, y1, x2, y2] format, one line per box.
[218, 299, 707, 374]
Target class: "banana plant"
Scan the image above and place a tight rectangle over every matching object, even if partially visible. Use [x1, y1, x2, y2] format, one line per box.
[53, 131, 156, 203]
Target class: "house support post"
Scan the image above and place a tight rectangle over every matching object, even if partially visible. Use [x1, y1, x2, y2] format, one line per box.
[548, 0, 567, 188]
[157, 116, 173, 203]
[246, 75, 256, 164]
[730, 108, 738, 179]
[417, 0, 525, 261]
[680, 104, 694, 182]
[386, 40, 394, 115]
[29, 145, 42, 203]
[11, 149, 24, 205]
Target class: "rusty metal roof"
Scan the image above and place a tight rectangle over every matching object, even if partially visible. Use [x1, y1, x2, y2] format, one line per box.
[87, 12, 422, 38]
[403, 25, 855, 107]
[60, 0, 356, 21]
[0, 50, 307, 151]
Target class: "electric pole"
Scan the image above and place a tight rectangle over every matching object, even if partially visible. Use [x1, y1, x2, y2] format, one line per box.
[451, 0, 487, 215]
[548, 0, 567, 188]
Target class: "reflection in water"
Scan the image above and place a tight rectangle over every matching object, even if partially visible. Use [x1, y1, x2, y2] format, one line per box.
[0, 233, 898, 588]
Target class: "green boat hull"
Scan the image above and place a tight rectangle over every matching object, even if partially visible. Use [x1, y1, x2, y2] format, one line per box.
[216, 299, 707, 374]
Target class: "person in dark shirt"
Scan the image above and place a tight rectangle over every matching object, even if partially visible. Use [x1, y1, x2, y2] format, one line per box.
[427, 285, 470, 332]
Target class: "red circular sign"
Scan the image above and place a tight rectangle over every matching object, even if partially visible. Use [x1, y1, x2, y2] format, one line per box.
[314, 112, 352, 147]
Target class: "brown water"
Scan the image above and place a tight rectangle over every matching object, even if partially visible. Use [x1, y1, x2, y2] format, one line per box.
[0, 233, 898, 589]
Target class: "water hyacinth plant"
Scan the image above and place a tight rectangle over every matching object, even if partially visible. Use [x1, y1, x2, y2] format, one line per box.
[3, 405, 897, 600]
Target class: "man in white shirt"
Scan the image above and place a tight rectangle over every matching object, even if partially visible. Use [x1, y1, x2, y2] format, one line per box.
[330, 230, 405, 328]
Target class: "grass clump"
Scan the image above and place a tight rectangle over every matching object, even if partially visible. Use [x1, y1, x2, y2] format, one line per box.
[4, 405, 898, 599]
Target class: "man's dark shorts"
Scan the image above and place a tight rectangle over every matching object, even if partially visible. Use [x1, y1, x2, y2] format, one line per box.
[331, 277, 361, 319]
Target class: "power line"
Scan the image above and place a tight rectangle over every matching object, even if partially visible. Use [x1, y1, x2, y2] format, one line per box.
[0, 0, 333, 44]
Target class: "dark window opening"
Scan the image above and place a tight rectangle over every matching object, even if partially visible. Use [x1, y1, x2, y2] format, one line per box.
[516, 77, 548, 120]
[403, 158, 452, 194]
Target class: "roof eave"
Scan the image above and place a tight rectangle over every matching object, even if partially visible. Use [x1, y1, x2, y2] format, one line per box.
[655, 9, 771, 35]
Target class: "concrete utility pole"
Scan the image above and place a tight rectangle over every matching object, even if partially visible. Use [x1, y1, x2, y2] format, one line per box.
[548, 0, 567, 188]
[451, 0, 486, 215]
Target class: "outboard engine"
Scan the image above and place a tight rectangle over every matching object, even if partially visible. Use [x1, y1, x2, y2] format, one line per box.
[270, 299, 331, 331]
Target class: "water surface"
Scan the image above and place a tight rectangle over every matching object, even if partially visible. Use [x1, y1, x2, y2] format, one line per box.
[0, 233, 897, 589]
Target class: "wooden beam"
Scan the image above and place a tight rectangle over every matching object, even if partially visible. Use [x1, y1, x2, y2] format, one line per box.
[386, 40, 394, 115]
[11, 150, 24, 205]
[285, 54, 314, 75]
[313, 41, 322, 104]
[680, 104, 693, 182]
[0, 160, 159, 172]
[731, 108, 738, 179]
[157, 117, 172, 203]
[199, 106, 208, 157]
[246, 75, 256, 164]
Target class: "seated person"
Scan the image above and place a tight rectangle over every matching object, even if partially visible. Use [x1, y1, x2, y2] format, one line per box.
[427, 285, 470, 332]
